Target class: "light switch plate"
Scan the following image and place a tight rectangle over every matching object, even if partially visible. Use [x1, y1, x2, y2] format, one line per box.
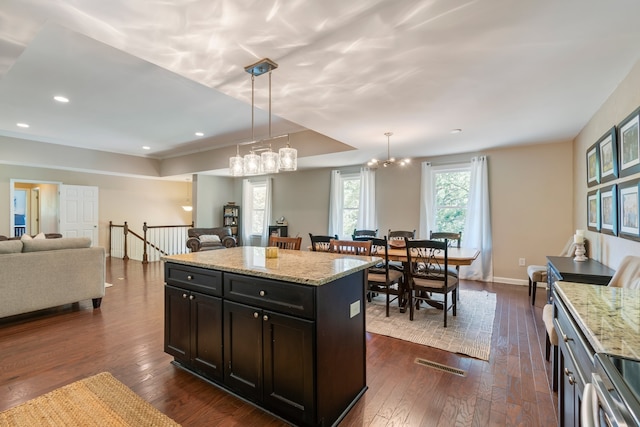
[350, 300, 360, 318]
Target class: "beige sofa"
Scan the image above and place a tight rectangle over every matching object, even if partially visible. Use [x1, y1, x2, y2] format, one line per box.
[0, 237, 106, 319]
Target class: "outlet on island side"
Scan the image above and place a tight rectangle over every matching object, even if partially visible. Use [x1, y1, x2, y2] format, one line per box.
[518, 258, 526, 267]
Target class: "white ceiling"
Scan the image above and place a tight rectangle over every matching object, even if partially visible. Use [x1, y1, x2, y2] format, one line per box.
[2, 0, 640, 176]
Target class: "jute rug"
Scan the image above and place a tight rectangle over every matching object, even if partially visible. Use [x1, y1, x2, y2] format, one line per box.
[0, 372, 180, 426]
[366, 289, 496, 361]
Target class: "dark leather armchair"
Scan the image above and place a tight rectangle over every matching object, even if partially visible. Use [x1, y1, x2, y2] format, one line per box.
[186, 227, 237, 252]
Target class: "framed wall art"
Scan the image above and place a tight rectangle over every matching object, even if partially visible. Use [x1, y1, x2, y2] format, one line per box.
[600, 184, 617, 236]
[618, 178, 640, 241]
[598, 127, 618, 183]
[586, 141, 600, 187]
[618, 107, 640, 177]
[587, 189, 601, 232]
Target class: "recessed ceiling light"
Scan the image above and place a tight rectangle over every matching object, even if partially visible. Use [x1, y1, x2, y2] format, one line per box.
[195, 132, 204, 137]
[16, 123, 29, 128]
[142, 146, 151, 150]
[54, 95, 69, 103]
[450, 128, 462, 134]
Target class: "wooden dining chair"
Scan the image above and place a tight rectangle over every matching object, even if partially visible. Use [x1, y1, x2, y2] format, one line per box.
[429, 231, 462, 301]
[352, 229, 378, 240]
[405, 239, 459, 327]
[328, 239, 372, 256]
[268, 235, 302, 250]
[309, 233, 338, 252]
[388, 229, 415, 241]
[367, 237, 404, 316]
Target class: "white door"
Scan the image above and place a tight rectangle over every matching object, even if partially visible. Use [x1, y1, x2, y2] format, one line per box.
[59, 185, 99, 245]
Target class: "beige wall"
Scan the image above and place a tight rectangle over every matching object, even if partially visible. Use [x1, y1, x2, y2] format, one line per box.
[573, 59, 640, 269]
[1, 165, 192, 247]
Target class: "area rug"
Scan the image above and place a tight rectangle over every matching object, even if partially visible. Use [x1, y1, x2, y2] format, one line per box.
[0, 372, 180, 426]
[366, 289, 496, 361]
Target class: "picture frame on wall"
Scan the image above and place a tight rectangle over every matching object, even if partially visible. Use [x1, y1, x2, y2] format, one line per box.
[600, 184, 617, 236]
[619, 178, 640, 241]
[586, 141, 600, 187]
[618, 107, 640, 177]
[598, 127, 618, 183]
[587, 189, 600, 232]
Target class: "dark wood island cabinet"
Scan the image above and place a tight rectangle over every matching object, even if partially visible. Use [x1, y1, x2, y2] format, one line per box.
[163, 247, 378, 427]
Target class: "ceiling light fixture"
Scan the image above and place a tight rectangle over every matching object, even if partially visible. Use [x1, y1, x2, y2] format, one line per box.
[195, 132, 204, 137]
[229, 58, 297, 176]
[54, 95, 69, 103]
[367, 132, 410, 168]
[450, 128, 462, 134]
[181, 178, 193, 212]
[16, 123, 29, 128]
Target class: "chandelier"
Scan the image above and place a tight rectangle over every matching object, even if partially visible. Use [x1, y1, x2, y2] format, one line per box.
[367, 132, 410, 168]
[229, 58, 297, 176]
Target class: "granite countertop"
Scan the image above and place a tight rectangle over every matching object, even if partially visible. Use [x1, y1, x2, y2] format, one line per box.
[555, 281, 640, 359]
[162, 246, 380, 286]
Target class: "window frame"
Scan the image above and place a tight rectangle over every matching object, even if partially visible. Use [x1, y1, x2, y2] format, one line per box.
[340, 172, 361, 239]
[247, 179, 267, 237]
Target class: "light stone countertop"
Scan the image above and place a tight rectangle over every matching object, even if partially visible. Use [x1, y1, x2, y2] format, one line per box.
[555, 281, 640, 359]
[162, 246, 380, 286]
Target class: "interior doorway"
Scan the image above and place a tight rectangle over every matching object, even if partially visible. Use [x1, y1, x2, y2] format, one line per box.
[10, 179, 61, 237]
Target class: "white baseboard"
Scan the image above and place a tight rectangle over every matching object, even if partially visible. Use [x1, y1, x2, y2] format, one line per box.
[492, 277, 533, 286]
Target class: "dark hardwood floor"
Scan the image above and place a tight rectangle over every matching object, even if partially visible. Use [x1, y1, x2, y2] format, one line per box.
[0, 258, 557, 426]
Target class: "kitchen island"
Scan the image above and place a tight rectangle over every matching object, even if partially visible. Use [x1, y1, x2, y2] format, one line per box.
[162, 247, 379, 427]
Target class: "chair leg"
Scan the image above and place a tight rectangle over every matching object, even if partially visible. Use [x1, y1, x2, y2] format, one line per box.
[443, 292, 448, 328]
[409, 291, 414, 321]
[531, 280, 537, 305]
[385, 288, 390, 317]
[552, 344, 559, 392]
[528, 277, 532, 296]
[545, 332, 551, 361]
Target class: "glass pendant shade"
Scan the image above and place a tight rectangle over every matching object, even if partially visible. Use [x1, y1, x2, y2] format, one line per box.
[261, 150, 279, 174]
[279, 146, 297, 171]
[229, 154, 244, 176]
[244, 152, 261, 175]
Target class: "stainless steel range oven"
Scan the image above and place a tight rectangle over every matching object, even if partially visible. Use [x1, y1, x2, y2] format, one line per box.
[583, 353, 640, 426]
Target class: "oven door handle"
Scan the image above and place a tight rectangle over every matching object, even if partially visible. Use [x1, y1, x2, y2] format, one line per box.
[581, 383, 599, 427]
[592, 373, 630, 427]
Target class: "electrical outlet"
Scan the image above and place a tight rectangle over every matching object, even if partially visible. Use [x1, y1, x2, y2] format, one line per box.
[519, 258, 526, 267]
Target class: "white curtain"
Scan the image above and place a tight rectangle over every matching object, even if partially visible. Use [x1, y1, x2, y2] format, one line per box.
[418, 162, 433, 239]
[241, 178, 272, 247]
[241, 179, 252, 246]
[261, 178, 272, 246]
[357, 167, 376, 230]
[461, 156, 493, 281]
[328, 170, 342, 238]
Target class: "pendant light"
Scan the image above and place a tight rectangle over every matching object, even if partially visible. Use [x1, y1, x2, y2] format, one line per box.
[228, 58, 297, 176]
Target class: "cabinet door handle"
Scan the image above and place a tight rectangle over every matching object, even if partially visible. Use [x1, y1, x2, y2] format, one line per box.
[189, 295, 195, 300]
[263, 315, 269, 321]
[564, 367, 571, 376]
[568, 375, 575, 386]
[187, 275, 193, 280]
[259, 290, 266, 297]
[253, 312, 259, 318]
[182, 293, 188, 299]
[562, 333, 572, 342]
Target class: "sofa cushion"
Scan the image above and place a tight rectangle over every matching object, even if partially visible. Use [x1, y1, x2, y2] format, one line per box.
[0, 240, 23, 254]
[21, 234, 33, 241]
[34, 232, 46, 239]
[200, 234, 221, 243]
[22, 237, 92, 253]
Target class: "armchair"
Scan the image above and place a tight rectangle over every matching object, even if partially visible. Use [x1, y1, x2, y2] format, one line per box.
[186, 227, 237, 252]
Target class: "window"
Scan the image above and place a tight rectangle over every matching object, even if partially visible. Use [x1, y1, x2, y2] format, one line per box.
[432, 166, 470, 233]
[341, 174, 360, 237]
[250, 181, 267, 235]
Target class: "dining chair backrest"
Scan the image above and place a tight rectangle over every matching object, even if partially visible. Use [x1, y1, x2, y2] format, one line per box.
[309, 233, 339, 252]
[329, 239, 372, 256]
[352, 229, 378, 240]
[430, 231, 461, 248]
[268, 236, 302, 250]
[608, 255, 640, 289]
[405, 238, 449, 279]
[388, 229, 415, 241]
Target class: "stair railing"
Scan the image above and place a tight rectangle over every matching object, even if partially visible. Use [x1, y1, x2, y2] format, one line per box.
[109, 221, 193, 263]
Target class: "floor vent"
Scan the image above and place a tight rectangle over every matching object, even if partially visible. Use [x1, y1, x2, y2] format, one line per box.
[414, 358, 467, 377]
